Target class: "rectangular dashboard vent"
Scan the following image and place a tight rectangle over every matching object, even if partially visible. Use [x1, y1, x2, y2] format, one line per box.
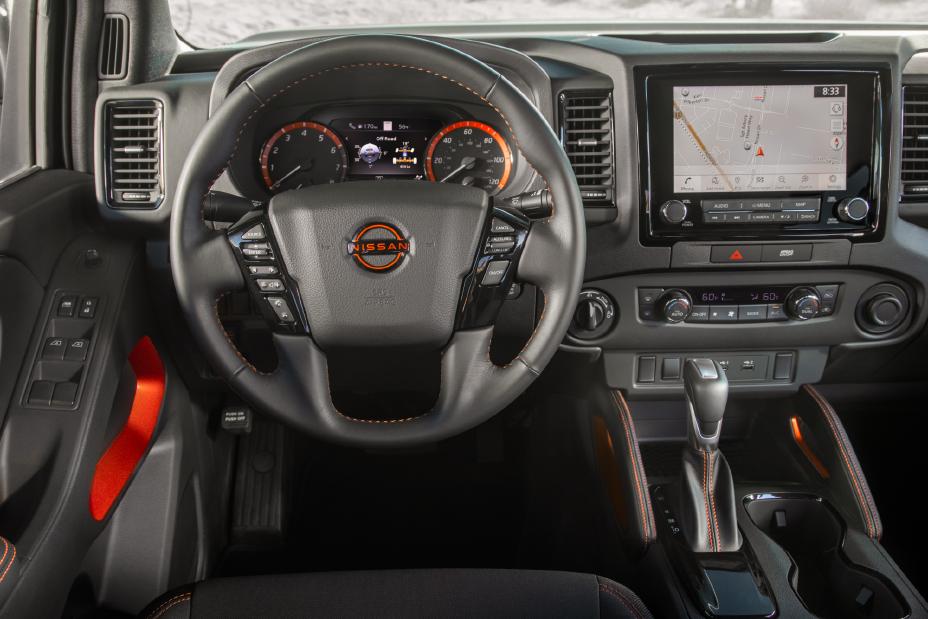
[901, 85, 928, 202]
[98, 14, 128, 80]
[559, 91, 615, 207]
[103, 100, 163, 208]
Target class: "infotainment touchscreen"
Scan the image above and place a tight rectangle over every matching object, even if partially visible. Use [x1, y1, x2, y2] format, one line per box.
[671, 84, 848, 193]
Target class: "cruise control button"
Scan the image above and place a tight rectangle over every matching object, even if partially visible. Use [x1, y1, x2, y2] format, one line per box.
[267, 297, 296, 323]
[42, 337, 67, 360]
[738, 304, 768, 321]
[710, 245, 761, 263]
[762, 244, 812, 262]
[65, 338, 89, 362]
[241, 225, 266, 241]
[686, 305, 710, 322]
[490, 218, 515, 234]
[256, 279, 285, 292]
[481, 260, 510, 286]
[767, 303, 788, 321]
[709, 305, 739, 322]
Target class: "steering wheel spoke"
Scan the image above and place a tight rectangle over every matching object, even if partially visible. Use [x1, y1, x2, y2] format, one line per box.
[226, 212, 310, 334]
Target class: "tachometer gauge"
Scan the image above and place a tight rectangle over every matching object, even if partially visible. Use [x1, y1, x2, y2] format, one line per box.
[259, 121, 347, 192]
[425, 121, 512, 194]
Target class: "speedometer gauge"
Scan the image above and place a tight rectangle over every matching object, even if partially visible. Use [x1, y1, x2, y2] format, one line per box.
[425, 121, 512, 194]
[259, 121, 347, 192]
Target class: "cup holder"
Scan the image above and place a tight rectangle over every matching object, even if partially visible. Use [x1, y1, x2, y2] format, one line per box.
[744, 494, 907, 619]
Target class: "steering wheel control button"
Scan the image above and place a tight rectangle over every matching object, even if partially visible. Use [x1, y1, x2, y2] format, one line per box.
[241, 225, 266, 241]
[248, 265, 279, 276]
[43, 337, 68, 360]
[79, 297, 99, 318]
[710, 245, 761, 264]
[256, 279, 285, 292]
[65, 339, 90, 362]
[28, 380, 55, 406]
[480, 261, 510, 287]
[267, 297, 296, 323]
[709, 305, 739, 322]
[490, 218, 516, 234]
[761, 244, 812, 262]
[52, 382, 78, 406]
[58, 295, 78, 317]
[241, 242, 272, 259]
[484, 235, 517, 255]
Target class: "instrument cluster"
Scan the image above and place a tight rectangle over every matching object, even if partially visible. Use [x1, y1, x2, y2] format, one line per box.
[238, 103, 520, 198]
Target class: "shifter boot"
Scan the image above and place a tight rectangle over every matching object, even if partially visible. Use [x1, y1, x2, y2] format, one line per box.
[679, 447, 742, 552]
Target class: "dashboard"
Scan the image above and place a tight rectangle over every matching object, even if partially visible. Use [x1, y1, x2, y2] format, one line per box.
[92, 25, 928, 396]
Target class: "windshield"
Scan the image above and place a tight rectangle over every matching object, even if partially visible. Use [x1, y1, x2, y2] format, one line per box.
[170, 0, 921, 48]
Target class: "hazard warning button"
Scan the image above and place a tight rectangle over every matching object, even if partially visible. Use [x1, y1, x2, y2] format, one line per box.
[710, 245, 761, 264]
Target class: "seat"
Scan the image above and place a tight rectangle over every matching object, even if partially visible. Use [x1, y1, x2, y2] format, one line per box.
[140, 569, 653, 618]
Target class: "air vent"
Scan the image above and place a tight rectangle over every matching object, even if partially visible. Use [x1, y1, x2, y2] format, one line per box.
[559, 91, 615, 207]
[901, 85, 928, 202]
[103, 100, 163, 208]
[98, 14, 128, 80]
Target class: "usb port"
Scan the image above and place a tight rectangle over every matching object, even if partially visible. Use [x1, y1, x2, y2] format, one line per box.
[741, 360, 756, 371]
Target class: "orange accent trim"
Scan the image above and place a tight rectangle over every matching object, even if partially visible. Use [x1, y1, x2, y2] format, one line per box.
[790, 416, 831, 479]
[89, 337, 166, 521]
[259, 121, 345, 190]
[612, 392, 651, 545]
[349, 223, 408, 271]
[424, 120, 513, 191]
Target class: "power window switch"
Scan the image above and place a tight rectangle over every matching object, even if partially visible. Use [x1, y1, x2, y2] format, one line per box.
[42, 337, 68, 360]
[65, 338, 89, 362]
[52, 382, 78, 406]
[28, 380, 55, 406]
[58, 295, 78, 317]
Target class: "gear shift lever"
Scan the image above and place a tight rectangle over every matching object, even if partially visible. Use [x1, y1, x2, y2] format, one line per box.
[684, 358, 728, 451]
[679, 358, 741, 552]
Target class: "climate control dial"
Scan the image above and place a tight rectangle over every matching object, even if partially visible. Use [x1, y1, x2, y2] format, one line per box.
[659, 289, 692, 323]
[786, 287, 822, 320]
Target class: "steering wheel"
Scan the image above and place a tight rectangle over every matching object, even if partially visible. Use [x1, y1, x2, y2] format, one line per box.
[171, 35, 585, 447]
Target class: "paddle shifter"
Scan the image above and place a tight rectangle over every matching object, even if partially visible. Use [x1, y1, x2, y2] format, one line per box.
[679, 359, 741, 552]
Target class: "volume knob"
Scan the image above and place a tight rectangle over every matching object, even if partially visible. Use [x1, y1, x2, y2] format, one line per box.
[836, 197, 870, 223]
[659, 200, 688, 225]
[786, 287, 822, 320]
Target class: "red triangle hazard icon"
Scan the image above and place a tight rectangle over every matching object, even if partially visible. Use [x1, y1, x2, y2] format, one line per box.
[756, 146, 765, 156]
[729, 249, 744, 261]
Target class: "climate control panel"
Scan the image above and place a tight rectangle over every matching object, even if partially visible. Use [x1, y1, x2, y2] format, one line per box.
[638, 285, 840, 324]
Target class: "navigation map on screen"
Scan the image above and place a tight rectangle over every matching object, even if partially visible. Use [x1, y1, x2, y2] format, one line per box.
[672, 84, 847, 193]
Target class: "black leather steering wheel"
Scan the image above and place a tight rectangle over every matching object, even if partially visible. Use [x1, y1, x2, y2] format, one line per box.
[170, 35, 585, 447]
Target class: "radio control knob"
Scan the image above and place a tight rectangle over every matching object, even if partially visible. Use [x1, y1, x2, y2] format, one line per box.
[659, 200, 688, 225]
[660, 290, 692, 323]
[786, 287, 822, 320]
[836, 197, 870, 223]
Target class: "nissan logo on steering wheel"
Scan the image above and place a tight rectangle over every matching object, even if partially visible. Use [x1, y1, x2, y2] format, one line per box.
[347, 223, 410, 272]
